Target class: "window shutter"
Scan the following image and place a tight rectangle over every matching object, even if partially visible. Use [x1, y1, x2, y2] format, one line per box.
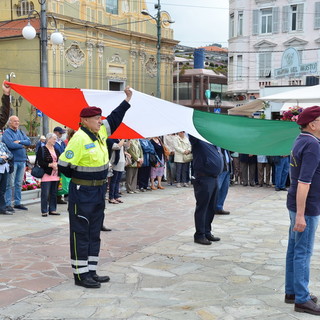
[273, 7, 279, 33]
[259, 53, 265, 78]
[297, 4, 304, 31]
[252, 10, 259, 35]
[315, 2, 320, 29]
[282, 6, 289, 32]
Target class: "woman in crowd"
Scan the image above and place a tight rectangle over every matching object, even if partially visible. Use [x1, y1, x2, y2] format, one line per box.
[37, 133, 61, 217]
[125, 139, 143, 194]
[164, 133, 177, 186]
[0, 141, 13, 215]
[138, 138, 156, 191]
[107, 138, 127, 203]
[150, 137, 165, 190]
[173, 131, 192, 188]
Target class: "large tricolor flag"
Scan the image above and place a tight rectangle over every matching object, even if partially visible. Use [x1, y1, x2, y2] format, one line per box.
[8, 82, 300, 156]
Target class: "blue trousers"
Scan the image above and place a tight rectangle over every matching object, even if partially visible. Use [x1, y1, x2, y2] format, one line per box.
[40, 180, 58, 213]
[193, 175, 218, 240]
[109, 170, 123, 200]
[0, 171, 9, 211]
[285, 210, 319, 303]
[275, 157, 289, 189]
[216, 171, 230, 211]
[68, 182, 106, 280]
[5, 161, 25, 206]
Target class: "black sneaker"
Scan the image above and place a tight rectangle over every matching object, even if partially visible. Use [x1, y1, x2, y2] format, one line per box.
[0, 210, 13, 215]
[14, 204, 28, 210]
[6, 206, 15, 212]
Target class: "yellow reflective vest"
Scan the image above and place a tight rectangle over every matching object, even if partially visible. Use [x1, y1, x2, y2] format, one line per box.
[58, 125, 109, 180]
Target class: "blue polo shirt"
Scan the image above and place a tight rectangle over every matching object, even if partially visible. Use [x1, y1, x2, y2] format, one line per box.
[287, 132, 320, 216]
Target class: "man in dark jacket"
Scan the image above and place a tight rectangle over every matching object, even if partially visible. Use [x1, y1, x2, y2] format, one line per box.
[189, 135, 223, 245]
[0, 81, 11, 130]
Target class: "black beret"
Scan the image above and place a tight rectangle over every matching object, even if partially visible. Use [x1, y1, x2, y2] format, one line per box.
[296, 106, 320, 126]
[80, 106, 102, 118]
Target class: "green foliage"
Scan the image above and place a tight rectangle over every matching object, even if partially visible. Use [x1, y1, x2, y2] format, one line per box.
[23, 105, 40, 137]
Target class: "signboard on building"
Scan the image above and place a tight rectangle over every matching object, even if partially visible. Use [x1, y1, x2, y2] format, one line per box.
[274, 47, 317, 79]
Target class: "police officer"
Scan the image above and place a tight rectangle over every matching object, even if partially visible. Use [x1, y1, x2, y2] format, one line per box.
[58, 87, 132, 288]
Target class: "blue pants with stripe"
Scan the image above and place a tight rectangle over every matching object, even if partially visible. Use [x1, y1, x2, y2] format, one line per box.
[68, 181, 107, 280]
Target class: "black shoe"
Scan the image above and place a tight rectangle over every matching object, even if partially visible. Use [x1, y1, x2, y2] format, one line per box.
[285, 294, 318, 304]
[6, 206, 15, 212]
[206, 234, 221, 242]
[91, 273, 110, 283]
[14, 204, 28, 210]
[295, 299, 320, 315]
[101, 226, 112, 232]
[275, 188, 280, 191]
[280, 188, 288, 191]
[74, 277, 101, 288]
[194, 238, 212, 245]
[0, 210, 13, 215]
[49, 212, 61, 215]
[57, 199, 68, 204]
[243, 183, 248, 187]
[215, 210, 230, 215]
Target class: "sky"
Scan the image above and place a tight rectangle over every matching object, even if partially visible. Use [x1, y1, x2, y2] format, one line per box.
[146, 0, 229, 48]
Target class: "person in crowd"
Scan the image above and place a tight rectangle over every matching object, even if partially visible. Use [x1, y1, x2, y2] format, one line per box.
[257, 155, 271, 187]
[35, 135, 46, 153]
[138, 138, 155, 192]
[2, 115, 31, 212]
[189, 135, 223, 245]
[37, 133, 60, 217]
[53, 126, 67, 204]
[64, 128, 76, 146]
[164, 133, 177, 186]
[58, 86, 132, 289]
[215, 148, 232, 215]
[125, 139, 143, 194]
[285, 106, 320, 315]
[274, 155, 290, 191]
[230, 151, 240, 185]
[0, 141, 13, 215]
[173, 131, 192, 188]
[0, 81, 11, 130]
[150, 136, 165, 190]
[239, 153, 257, 187]
[107, 138, 127, 203]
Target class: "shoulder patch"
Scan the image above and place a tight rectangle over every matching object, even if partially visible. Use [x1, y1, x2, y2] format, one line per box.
[65, 150, 74, 159]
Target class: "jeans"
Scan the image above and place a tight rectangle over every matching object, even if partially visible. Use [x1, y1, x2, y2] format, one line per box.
[275, 157, 289, 189]
[0, 171, 9, 211]
[5, 161, 26, 206]
[41, 181, 59, 213]
[285, 210, 319, 304]
[216, 171, 230, 211]
[109, 170, 123, 200]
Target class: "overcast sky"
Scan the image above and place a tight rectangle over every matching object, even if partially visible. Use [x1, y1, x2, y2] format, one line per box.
[146, 0, 229, 48]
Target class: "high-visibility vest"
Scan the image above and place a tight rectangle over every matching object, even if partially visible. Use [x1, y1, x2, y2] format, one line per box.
[58, 125, 109, 181]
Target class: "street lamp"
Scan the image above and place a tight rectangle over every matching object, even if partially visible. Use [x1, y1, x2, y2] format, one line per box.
[21, 0, 64, 135]
[11, 96, 23, 117]
[141, 1, 174, 98]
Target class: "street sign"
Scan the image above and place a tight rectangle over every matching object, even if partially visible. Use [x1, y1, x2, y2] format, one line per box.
[36, 110, 43, 117]
[214, 108, 221, 114]
[205, 90, 211, 99]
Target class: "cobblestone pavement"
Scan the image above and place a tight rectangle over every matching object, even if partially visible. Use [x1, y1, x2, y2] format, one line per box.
[1, 184, 319, 319]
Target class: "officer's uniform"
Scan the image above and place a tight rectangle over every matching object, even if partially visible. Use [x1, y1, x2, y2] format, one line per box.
[58, 100, 130, 283]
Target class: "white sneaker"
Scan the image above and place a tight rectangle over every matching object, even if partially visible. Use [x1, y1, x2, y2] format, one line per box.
[176, 183, 181, 188]
[183, 183, 189, 187]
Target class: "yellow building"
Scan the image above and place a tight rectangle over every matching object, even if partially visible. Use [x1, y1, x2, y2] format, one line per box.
[0, 0, 177, 134]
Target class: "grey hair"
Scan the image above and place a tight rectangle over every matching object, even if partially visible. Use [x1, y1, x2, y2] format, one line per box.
[46, 133, 57, 141]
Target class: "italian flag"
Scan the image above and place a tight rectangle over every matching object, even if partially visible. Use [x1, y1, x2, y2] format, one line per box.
[8, 82, 299, 156]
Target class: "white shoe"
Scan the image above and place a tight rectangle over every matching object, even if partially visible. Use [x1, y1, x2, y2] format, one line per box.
[183, 183, 189, 187]
[176, 183, 181, 188]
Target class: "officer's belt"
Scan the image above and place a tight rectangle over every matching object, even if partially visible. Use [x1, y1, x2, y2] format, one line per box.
[71, 178, 107, 186]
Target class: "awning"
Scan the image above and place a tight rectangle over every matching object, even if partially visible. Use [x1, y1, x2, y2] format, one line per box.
[228, 99, 265, 116]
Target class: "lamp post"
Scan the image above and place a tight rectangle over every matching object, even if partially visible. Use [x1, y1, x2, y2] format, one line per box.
[141, 1, 174, 98]
[11, 96, 23, 117]
[22, 0, 63, 134]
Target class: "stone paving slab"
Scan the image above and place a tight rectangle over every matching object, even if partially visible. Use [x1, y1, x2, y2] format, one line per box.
[1, 185, 319, 319]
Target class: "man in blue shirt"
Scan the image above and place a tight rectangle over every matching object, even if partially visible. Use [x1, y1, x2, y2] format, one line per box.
[285, 106, 320, 315]
[2, 116, 31, 212]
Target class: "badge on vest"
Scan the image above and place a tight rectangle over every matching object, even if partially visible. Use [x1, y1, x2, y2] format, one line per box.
[65, 150, 74, 159]
[85, 143, 96, 149]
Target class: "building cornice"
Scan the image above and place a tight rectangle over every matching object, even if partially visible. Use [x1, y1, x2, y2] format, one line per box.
[283, 37, 308, 46]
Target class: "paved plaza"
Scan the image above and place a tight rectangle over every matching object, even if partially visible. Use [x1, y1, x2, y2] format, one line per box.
[1, 184, 320, 319]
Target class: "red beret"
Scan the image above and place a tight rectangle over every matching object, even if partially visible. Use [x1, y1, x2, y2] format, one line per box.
[297, 106, 320, 126]
[80, 106, 102, 118]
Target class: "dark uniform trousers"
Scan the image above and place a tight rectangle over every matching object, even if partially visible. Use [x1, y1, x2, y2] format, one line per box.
[193, 175, 218, 240]
[68, 181, 107, 280]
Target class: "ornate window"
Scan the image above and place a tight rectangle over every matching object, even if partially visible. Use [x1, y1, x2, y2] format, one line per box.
[16, 0, 34, 17]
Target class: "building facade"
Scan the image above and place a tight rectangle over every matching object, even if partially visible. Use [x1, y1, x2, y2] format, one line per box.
[228, 0, 320, 103]
[0, 0, 177, 132]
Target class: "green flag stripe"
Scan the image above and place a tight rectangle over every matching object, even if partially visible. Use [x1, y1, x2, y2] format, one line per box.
[193, 110, 300, 156]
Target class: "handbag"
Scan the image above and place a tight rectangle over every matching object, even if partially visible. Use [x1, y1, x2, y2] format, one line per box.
[183, 153, 193, 162]
[8, 157, 14, 174]
[149, 154, 158, 167]
[31, 147, 45, 178]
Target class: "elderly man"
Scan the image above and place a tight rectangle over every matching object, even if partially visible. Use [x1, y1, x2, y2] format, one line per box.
[58, 87, 132, 288]
[0, 81, 11, 130]
[2, 115, 31, 212]
[285, 106, 320, 315]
